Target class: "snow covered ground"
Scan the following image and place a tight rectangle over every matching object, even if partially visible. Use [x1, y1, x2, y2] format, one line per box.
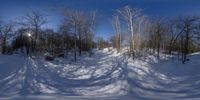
[0, 49, 200, 100]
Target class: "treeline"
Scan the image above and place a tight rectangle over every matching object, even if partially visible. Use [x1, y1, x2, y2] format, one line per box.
[109, 6, 200, 64]
[0, 6, 200, 63]
[0, 9, 97, 61]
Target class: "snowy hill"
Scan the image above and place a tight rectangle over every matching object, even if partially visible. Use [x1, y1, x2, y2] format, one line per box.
[0, 49, 200, 100]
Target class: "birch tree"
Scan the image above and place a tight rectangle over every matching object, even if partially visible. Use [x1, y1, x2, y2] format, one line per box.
[118, 6, 136, 53]
[117, 6, 148, 57]
[111, 15, 122, 52]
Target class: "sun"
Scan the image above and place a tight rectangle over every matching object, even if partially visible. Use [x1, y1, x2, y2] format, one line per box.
[27, 32, 32, 37]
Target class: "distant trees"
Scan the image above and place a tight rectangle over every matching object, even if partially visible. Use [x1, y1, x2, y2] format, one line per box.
[97, 37, 110, 50]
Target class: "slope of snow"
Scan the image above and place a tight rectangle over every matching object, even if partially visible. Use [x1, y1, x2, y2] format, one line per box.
[127, 53, 200, 100]
[0, 49, 200, 100]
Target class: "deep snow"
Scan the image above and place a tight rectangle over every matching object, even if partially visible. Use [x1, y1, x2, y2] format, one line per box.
[0, 49, 200, 100]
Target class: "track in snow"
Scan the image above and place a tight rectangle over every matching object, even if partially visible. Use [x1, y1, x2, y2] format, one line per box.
[0, 50, 200, 100]
[0, 50, 129, 98]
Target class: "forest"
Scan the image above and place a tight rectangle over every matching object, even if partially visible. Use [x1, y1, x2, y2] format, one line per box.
[1, 6, 200, 64]
[1, 4, 200, 100]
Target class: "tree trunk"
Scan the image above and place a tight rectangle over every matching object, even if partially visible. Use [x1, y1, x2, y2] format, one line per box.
[157, 42, 160, 59]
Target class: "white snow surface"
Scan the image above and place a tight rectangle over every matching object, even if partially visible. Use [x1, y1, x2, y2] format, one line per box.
[0, 49, 200, 100]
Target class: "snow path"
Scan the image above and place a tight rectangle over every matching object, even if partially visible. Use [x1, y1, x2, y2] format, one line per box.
[0, 50, 200, 100]
[0, 50, 130, 99]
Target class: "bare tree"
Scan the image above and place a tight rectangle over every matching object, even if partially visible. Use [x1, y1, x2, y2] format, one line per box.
[20, 10, 46, 53]
[167, 19, 186, 54]
[0, 21, 13, 54]
[82, 11, 97, 56]
[111, 15, 122, 52]
[149, 18, 167, 58]
[61, 9, 97, 58]
[62, 9, 84, 56]
[178, 16, 200, 64]
[89, 11, 97, 56]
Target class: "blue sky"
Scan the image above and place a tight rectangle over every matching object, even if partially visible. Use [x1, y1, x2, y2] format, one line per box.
[0, 0, 200, 39]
